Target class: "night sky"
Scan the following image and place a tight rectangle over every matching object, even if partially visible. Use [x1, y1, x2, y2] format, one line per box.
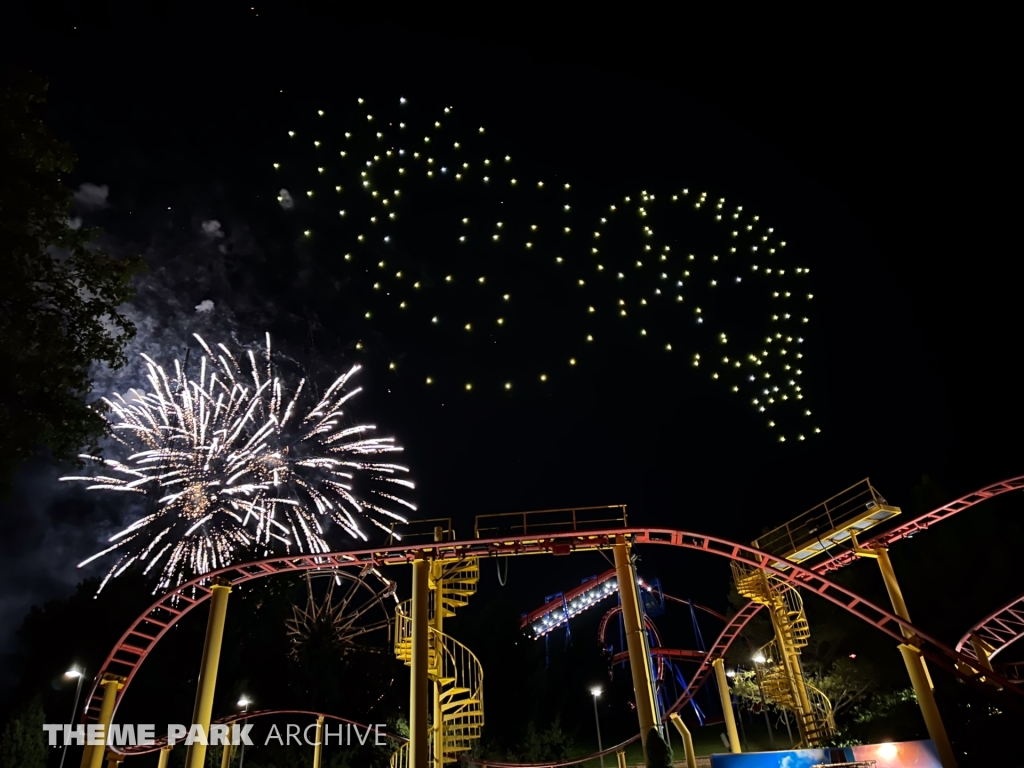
[1, 0, 1021, 727]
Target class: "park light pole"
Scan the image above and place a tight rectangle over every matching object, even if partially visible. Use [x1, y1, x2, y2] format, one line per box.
[590, 688, 605, 768]
[751, 654, 775, 749]
[237, 697, 251, 768]
[60, 666, 84, 768]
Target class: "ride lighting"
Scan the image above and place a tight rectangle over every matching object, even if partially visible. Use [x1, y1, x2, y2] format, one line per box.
[531, 578, 618, 637]
[529, 574, 668, 638]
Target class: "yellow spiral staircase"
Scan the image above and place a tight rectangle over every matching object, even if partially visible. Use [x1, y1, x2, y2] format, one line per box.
[732, 563, 835, 747]
[391, 558, 484, 767]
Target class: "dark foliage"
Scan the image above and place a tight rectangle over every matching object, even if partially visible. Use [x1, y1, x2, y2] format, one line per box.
[0, 67, 141, 496]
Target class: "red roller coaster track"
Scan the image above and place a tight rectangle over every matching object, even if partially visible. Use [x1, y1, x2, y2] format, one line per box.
[110, 709, 408, 757]
[957, 592, 1024, 663]
[664, 474, 1024, 716]
[82, 525, 1022, 728]
[817, 475, 1024, 574]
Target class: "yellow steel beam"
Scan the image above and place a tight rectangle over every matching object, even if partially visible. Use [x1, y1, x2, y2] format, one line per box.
[613, 537, 659, 762]
[410, 559, 430, 768]
[669, 713, 698, 768]
[312, 715, 324, 768]
[711, 659, 741, 753]
[184, 579, 232, 768]
[84, 675, 123, 768]
[899, 644, 957, 768]
[852, 539, 956, 767]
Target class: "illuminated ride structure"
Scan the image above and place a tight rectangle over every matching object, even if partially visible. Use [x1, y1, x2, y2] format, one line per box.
[76, 480, 1024, 768]
[521, 567, 741, 730]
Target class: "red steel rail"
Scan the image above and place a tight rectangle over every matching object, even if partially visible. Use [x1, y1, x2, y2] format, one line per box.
[82, 526, 1022, 726]
[665, 474, 1024, 712]
[816, 475, 1024, 574]
[956, 592, 1024, 662]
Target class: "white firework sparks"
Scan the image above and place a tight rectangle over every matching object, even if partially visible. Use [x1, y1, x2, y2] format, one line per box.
[62, 333, 415, 591]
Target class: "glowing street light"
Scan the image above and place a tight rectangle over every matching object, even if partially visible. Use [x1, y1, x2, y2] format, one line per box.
[590, 688, 605, 768]
[237, 697, 252, 768]
[60, 666, 85, 768]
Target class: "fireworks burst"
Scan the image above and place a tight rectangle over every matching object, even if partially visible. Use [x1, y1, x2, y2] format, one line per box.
[62, 333, 415, 591]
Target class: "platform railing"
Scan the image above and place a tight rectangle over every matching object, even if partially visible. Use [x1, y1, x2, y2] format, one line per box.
[389, 518, 457, 546]
[752, 479, 887, 558]
[474, 504, 628, 539]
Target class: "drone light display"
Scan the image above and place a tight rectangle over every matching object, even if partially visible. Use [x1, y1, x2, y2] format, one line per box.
[273, 96, 819, 440]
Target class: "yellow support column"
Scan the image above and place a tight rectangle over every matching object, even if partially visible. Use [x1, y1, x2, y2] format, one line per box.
[613, 536, 659, 763]
[185, 578, 233, 768]
[875, 547, 958, 765]
[312, 715, 325, 768]
[157, 746, 172, 768]
[858, 544, 955, 768]
[873, 547, 935, 689]
[430, 530, 445, 768]
[711, 659, 741, 753]
[616, 751, 627, 768]
[899, 644, 957, 768]
[410, 559, 430, 768]
[668, 713, 697, 768]
[105, 752, 122, 767]
[83, 675, 124, 768]
[969, 634, 998, 685]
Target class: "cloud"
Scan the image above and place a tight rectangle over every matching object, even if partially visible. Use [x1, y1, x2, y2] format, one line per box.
[201, 220, 224, 238]
[277, 189, 294, 210]
[73, 182, 110, 209]
[195, 299, 215, 313]
[67, 216, 83, 230]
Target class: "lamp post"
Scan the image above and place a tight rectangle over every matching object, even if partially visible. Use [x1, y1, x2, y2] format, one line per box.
[237, 698, 251, 768]
[60, 667, 84, 768]
[590, 688, 605, 768]
[751, 655, 775, 749]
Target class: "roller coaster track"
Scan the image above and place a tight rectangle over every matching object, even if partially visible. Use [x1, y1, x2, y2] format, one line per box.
[109, 709, 408, 757]
[817, 474, 1024, 574]
[957, 592, 1024, 663]
[665, 473, 1024, 716]
[81, 525, 1023, 729]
